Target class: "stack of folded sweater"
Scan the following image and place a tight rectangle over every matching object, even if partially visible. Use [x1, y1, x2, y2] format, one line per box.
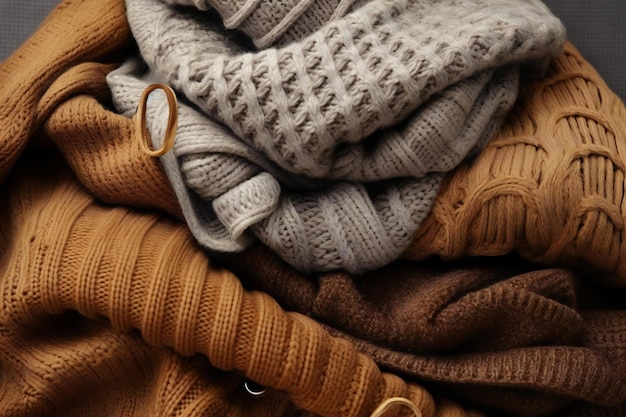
[1, 0, 625, 417]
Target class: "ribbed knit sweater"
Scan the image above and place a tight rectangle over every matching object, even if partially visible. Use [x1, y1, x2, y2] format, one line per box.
[405, 42, 626, 287]
[114, 0, 566, 273]
[2, 152, 464, 417]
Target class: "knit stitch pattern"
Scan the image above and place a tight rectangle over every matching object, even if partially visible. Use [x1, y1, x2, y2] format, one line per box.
[405, 42, 626, 287]
[126, 0, 565, 179]
[161, 0, 355, 47]
[0, 154, 480, 417]
[108, 59, 520, 272]
[117, 0, 565, 273]
[220, 243, 626, 416]
[337, 311, 626, 417]
[0, 0, 131, 186]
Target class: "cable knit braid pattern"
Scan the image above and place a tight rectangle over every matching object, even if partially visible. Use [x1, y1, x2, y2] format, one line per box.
[126, 0, 565, 180]
[406, 42, 626, 287]
[108, 59, 518, 272]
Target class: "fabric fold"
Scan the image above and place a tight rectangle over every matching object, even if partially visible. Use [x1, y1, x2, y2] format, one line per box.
[0, 152, 479, 417]
[1, 1, 478, 416]
[127, 0, 564, 178]
[218, 242, 626, 417]
[112, 0, 566, 273]
[162, 0, 356, 48]
[0, 0, 131, 186]
[108, 58, 446, 272]
[220, 245, 583, 354]
[405, 42, 626, 287]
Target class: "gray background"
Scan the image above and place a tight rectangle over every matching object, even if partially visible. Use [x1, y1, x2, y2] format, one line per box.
[1, 0, 625, 102]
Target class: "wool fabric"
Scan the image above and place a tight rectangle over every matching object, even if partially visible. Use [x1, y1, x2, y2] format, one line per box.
[218, 243, 626, 417]
[0, 0, 131, 186]
[0, 3, 482, 415]
[0, 152, 480, 417]
[335, 310, 626, 417]
[0, 0, 181, 216]
[405, 42, 626, 287]
[108, 58, 452, 270]
[161, 0, 355, 48]
[113, 0, 565, 273]
[126, 0, 565, 179]
[221, 245, 583, 354]
[1, 307, 303, 417]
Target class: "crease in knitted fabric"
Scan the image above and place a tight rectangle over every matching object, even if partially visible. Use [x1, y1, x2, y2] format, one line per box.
[112, 0, 566, 273]
[108, 59, 520, 272]
[405, 42, 626, 287]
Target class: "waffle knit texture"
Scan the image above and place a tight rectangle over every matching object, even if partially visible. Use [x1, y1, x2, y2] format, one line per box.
[219, 243, 626, 417]
[405, 42, 626, 287]
[0, 1, 480, 416]
[109, 58, 445, 270]
[116, 0, 566, 273]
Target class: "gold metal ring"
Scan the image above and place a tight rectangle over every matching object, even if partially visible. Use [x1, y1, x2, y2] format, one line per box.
[135, 83, 178, 157]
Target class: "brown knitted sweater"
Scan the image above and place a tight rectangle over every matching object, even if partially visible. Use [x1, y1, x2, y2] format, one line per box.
[405, 42, 626, 287]
[2, 1, 625, 417]
[220, 243, 626, 417]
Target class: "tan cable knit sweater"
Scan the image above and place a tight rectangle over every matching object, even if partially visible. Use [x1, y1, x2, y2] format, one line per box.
[405, 42, 626, 287]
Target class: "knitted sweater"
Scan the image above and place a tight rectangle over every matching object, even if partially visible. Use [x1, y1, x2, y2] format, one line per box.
[114, 0, 566, 273]
[405, 42, 626, 287]
[1, 152, 449, 417]
[220, 243, 626, 416]
[0, 1, 482, 416]
[109, 59, 448, 270]
[161, 0, 355, 48]
[1, 1, 624, 417]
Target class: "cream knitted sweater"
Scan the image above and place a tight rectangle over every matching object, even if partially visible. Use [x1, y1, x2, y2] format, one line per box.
[113, 0, 566, 273]
[110, 60, 516, 272]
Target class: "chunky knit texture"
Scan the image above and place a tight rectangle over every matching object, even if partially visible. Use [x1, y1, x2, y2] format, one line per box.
[126, 0, 565, 180]
[119, 0, 565, 273]
[108, 59, 455, 271]
[161, 0, 356, 47]
[0, 2, 482, 416]
[219, 243, 626, 416]
[405, 42, 626, 287]
[0, 153, 474, 417]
